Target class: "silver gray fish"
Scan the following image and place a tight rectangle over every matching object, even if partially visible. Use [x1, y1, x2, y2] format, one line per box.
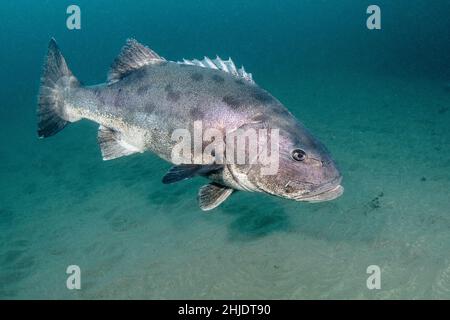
[37, 38, 343, 210]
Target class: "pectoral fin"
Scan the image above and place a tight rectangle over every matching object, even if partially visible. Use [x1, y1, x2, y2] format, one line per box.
[162, 164, 222, 184]
[98, 125, 141, 160]
[198, 183, 233, 211]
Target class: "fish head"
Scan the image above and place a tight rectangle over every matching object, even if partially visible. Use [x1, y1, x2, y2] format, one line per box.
[233, 120, 343, 203]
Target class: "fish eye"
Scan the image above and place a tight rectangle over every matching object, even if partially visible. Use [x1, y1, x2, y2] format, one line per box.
[291, 149, 306, 161]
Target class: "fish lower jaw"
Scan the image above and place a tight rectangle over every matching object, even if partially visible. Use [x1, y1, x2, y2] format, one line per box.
[296, 184, 344, 203]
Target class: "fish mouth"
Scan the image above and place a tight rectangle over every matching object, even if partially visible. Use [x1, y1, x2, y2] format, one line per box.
[295, 176, 344, 203]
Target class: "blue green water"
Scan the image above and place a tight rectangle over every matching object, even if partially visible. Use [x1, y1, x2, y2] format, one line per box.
[1, 0, 450, 299]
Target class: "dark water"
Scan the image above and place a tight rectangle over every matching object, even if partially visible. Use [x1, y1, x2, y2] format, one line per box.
[1, 0, 450, 299]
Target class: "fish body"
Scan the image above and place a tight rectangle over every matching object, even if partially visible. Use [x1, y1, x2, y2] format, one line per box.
[38, 38, 343, 210]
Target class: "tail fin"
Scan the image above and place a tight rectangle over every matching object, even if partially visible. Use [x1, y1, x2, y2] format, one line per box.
[37, 38, 80, 138]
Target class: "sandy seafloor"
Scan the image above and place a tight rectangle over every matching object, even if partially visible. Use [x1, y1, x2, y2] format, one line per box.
[0, 0, 450, 299]
[1, 68, 449, 299]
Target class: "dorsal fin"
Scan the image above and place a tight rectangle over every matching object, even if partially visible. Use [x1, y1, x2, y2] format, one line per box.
[108, 39, 166, 84]
[178, 56, 255, 84]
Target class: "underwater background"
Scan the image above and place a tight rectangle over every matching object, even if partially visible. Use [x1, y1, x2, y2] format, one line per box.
[1, 0, 450, 299]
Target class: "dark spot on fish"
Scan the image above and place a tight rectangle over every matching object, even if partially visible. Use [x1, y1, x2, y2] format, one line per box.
[165, 84, 181, 102]
[212, 74, 225, 83]
[251, 89, 274, 103]
[222, 95, 242, 109]
[137, 85, 150, 95]
[421, 177, 427, 182]
[168, 91, 181, 102]
[114, 88, 126, 106]
[285, 184, 295, 194]
[190, 107, 205, 119]
[235, 79, 245, 85]
[143, 102, 156, 113]
[190, 72, 203, 82]
[93, 88, 105, 104]
[280, 121, 302, 144]
[132, 68, 147, 80]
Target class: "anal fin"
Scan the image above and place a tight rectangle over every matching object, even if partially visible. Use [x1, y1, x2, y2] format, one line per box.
[198, 183, 233, 211]
[98, 125, 141, 160]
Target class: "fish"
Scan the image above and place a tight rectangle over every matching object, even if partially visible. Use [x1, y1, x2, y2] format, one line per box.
[37, 38, 343, 211]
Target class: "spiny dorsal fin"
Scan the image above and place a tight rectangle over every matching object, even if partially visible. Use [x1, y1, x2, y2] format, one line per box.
[108, 39, 166, 84]
[178, 56, 254, 84]
[98, 125, 142, 160]
[198, 183, 233, 211]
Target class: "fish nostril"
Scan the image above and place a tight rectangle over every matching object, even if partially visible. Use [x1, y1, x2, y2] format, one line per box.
[321, 158, 334, 167]
[309, 158, 323, 167]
